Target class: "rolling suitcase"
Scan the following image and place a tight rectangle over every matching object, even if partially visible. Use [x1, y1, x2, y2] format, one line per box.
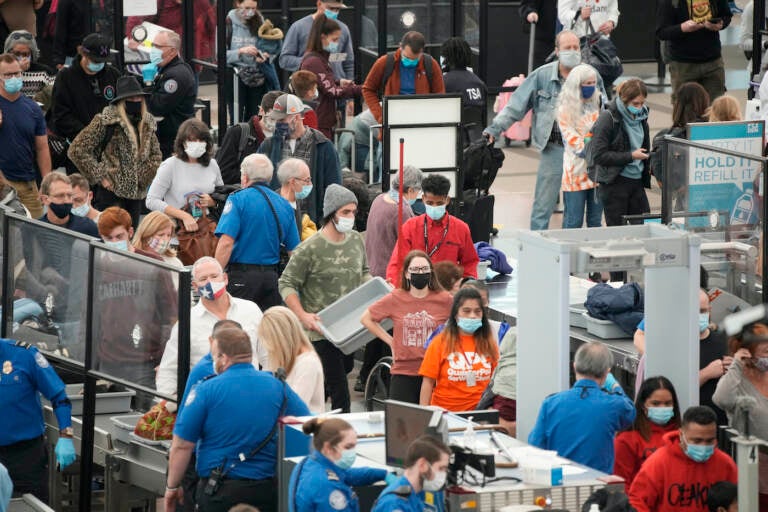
[462, 190, 495, 243]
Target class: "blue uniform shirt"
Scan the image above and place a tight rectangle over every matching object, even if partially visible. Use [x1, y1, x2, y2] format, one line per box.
[215, 185, 300, 265]
[290, 451, 387, 512]
[178, 352, 213, 416]
[0, 339, 72, 446]
[174, 363, 310, 479]
[528, 379, 636, 474]
[371, 475, 424, 512]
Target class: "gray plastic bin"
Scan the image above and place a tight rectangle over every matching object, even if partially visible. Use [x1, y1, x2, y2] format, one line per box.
[43, 384, 135, 415]
[110, 414, 143, 445]
[317, 277, 394, 355]
[582, 313, 631, 339]
[569, 304, 588, 328]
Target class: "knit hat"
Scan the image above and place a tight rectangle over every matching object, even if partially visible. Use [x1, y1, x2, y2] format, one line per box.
[4, 30, 39, 60]
[258, 20, 284, 40]
[323, 184, 357, 218]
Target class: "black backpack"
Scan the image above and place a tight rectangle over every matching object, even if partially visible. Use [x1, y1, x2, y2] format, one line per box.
[462, 139, 505, 193]
[649, 126, 685, 184]
[378, 52, 435, 99]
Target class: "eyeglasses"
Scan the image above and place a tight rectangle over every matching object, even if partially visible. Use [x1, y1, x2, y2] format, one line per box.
[408, 266, 430, 273]
[11, 52, 30, 60]
[0, 72, 21, 79]
[151, 43, 173, 49]
[294, 176, 312, 184]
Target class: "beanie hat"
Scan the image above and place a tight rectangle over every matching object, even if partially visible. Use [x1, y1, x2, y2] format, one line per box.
[258, 20, 284, 40]
[323, 184, 357, 218]
[4, 30, 39, 60]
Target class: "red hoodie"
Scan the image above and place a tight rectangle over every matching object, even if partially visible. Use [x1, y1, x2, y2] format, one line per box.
[629, 431, 737, 512]
[614, 422, 679, 491]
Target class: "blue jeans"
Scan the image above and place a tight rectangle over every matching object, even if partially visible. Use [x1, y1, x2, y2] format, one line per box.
[258, 61, 281, 91]
[530, 142, 565, 230]
[562, 188, 603, 228]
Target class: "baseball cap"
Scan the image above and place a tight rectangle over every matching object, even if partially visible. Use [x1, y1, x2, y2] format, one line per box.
[321, 0, 348, 8]
[268, 94, 312, 120]
[81, 33, 112, 63]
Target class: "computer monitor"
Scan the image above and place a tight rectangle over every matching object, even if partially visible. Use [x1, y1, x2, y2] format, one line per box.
[385, 400, 445, 467]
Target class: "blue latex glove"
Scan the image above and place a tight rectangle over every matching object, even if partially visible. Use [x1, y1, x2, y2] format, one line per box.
[141, 63, 158, 84]
[602, 372, 619, 392]
[385, 472, 398, 485]
[55, 437, 76, 469]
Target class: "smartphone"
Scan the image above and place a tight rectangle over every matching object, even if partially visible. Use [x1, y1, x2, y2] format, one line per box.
[709, 17, 722, 23]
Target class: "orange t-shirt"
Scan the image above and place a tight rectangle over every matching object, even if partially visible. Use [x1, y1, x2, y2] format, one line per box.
[419, 331, 498, 412]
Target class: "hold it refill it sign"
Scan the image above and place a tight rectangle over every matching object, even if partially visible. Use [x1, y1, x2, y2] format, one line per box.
[687, 120, 765, 226]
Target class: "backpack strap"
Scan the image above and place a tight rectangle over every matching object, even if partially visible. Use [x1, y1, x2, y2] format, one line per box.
[378, 52, 396, 99]
[236, 121, 253, 163]
[422, 53, 434, 89]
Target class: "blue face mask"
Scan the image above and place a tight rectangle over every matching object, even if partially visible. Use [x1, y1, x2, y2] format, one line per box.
[425, 204, 446, 221]
[324, 9, 339, 20]
[324, 41, 339, 53]
[684, 440, 715, 463]
[457, 317, 482, 334]
[87, 61, 105, 73]
[149, 47, 164, 65]
[581, 85, 596, 99]
[71, 203, 90, 217]
[699, 312, 710, 333]
[3, 77, 22, 94]
[104, 239, 129, 251]
[627, 105, 644, 115]
[401, 56, 419, 68]
[647, 406, 674, 425]
[336, 449, 356, 469]
[295, 184, 313, 200]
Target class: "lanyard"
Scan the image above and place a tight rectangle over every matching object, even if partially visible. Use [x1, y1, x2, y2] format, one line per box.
[424, 216, 450, 258]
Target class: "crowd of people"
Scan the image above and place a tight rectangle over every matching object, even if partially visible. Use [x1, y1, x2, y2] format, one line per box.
[0, 0, 765, 511]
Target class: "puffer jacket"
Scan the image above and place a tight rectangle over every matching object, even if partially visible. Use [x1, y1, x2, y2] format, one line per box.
[585, 282, 644, 335]
[68, 104, 163, 200]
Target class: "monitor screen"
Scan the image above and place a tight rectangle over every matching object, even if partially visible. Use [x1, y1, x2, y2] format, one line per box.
[385, 400, 440, 467]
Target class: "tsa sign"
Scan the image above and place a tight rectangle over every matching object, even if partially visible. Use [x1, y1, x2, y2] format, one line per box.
[687, 121, 765, 226]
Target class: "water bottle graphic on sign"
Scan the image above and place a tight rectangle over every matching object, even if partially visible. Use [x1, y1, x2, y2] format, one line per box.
[730, 190, 756, 225]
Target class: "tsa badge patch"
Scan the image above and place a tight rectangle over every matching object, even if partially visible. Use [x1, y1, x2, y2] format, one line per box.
[2, 360, 11, 374]
[103, 85, 115, 101]
[222, 199, 233, 215]
[328, 490, 347, 510]
[35, 352, 50, 368]
[164, 79, 178, 93]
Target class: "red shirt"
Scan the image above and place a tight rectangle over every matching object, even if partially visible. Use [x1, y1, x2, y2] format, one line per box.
[386, 213, 478, 284]
[614, 422, 679, 490]
[628, 431, 737, 512]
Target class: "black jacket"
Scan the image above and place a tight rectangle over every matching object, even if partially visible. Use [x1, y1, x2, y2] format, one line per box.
[49, 56, 122, 140]
[590, 99, 651, 187]
[215, 117, 266, 185]
[52, 0, 88, 65]
[147, 56, 197, 146]
[520, 0, 557, 43]
[656, 0, 731, 63]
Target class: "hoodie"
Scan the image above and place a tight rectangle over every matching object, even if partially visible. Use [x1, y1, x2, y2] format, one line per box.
[628, 431, 737, 512]
[613, 421, 679, 491]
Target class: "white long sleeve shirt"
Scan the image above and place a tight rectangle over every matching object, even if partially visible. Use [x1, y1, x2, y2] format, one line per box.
[558, 0, 620, 37]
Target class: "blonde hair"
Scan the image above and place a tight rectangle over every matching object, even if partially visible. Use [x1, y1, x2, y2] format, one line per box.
[132, 211, 177, 257]
[257, 306, 314, 374]
[707, 95, 742, 122]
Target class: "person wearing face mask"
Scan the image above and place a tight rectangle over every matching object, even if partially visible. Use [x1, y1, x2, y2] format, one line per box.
[215, 90, 281, 186]
[484, 30, 606, 231]
[361, 251, 453, 404]
[94, 207, 178, 390]
[257, 93, 342, 223]
[362, 31, 445, 126]
[156, 256, 266, 400]
[279, 184, 369, 412]
[214, 154, 300, 311]
[278, 157, 318, 241]
[146, 119, 223, 234]
[3, 30, 54, 98]
[614, 377, 682, 491]
[290, 417, 392, 512]
[165, 327, 310, 512]
[300, 14, 362, 139]
[287, 70, 320, 130]
[628, 406, 737, 512]
[145, 30, 197, 159]
[419, 288, 499, 411]
[693, 289, 730, 427]
[590, 78, 651, 228]
[714, 309, 768, 507]
[38, 172, 99, 237]
[132, 211, 184, 271]
[527, 341, 635, 474]
[386, 174, 478, 285]
[50, 33, 120, 171]
[372, 436, 451, 512]
[68, 173, 101, 223]
[68, 75, 162, 228]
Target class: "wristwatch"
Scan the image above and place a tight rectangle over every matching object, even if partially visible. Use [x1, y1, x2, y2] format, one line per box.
[60, 427, 74, 438]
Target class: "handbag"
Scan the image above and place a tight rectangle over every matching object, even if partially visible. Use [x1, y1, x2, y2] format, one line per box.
[573, 17, 623, 86]
[176, 208, 219, 266]
[237, 65, 266, 87]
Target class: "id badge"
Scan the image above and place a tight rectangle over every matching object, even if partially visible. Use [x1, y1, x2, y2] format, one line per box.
[328, 52, 347, 63]
[466, 370, 477, 387]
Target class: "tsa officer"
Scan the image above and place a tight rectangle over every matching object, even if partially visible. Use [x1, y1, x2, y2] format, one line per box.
[290, 417, 394, 511]
[372, 436, 451, 512]
[0, 339, 77, 502]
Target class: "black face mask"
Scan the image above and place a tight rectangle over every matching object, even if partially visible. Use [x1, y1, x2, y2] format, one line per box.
[49, 202, 72, 219]
[409, 272, 431, 290]
[124, 101, 142, 116]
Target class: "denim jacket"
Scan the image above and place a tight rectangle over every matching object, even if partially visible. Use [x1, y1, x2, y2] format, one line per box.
[485, 61, 605, 151]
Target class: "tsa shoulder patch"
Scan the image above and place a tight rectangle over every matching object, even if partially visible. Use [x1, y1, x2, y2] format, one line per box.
[185, 389, 196, 406]
[222, 199, 233, 215]
[35, 351, 50, 368]
[164, 79, 178, 93]
[328, 489, 347, 510]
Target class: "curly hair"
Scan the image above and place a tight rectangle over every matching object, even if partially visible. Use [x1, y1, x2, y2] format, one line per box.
[173, 118, 214, 167]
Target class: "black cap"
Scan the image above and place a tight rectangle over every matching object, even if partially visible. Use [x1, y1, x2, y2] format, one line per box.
[111, 76, 149, 104]
[81, 33, 112, 63]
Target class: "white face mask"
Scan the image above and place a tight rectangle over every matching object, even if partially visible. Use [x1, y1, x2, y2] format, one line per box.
[184, 141, 207, 159]
[263, 117, 276, 136]
[334, 216, 355, 233]
[422, 469, 447, 492]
